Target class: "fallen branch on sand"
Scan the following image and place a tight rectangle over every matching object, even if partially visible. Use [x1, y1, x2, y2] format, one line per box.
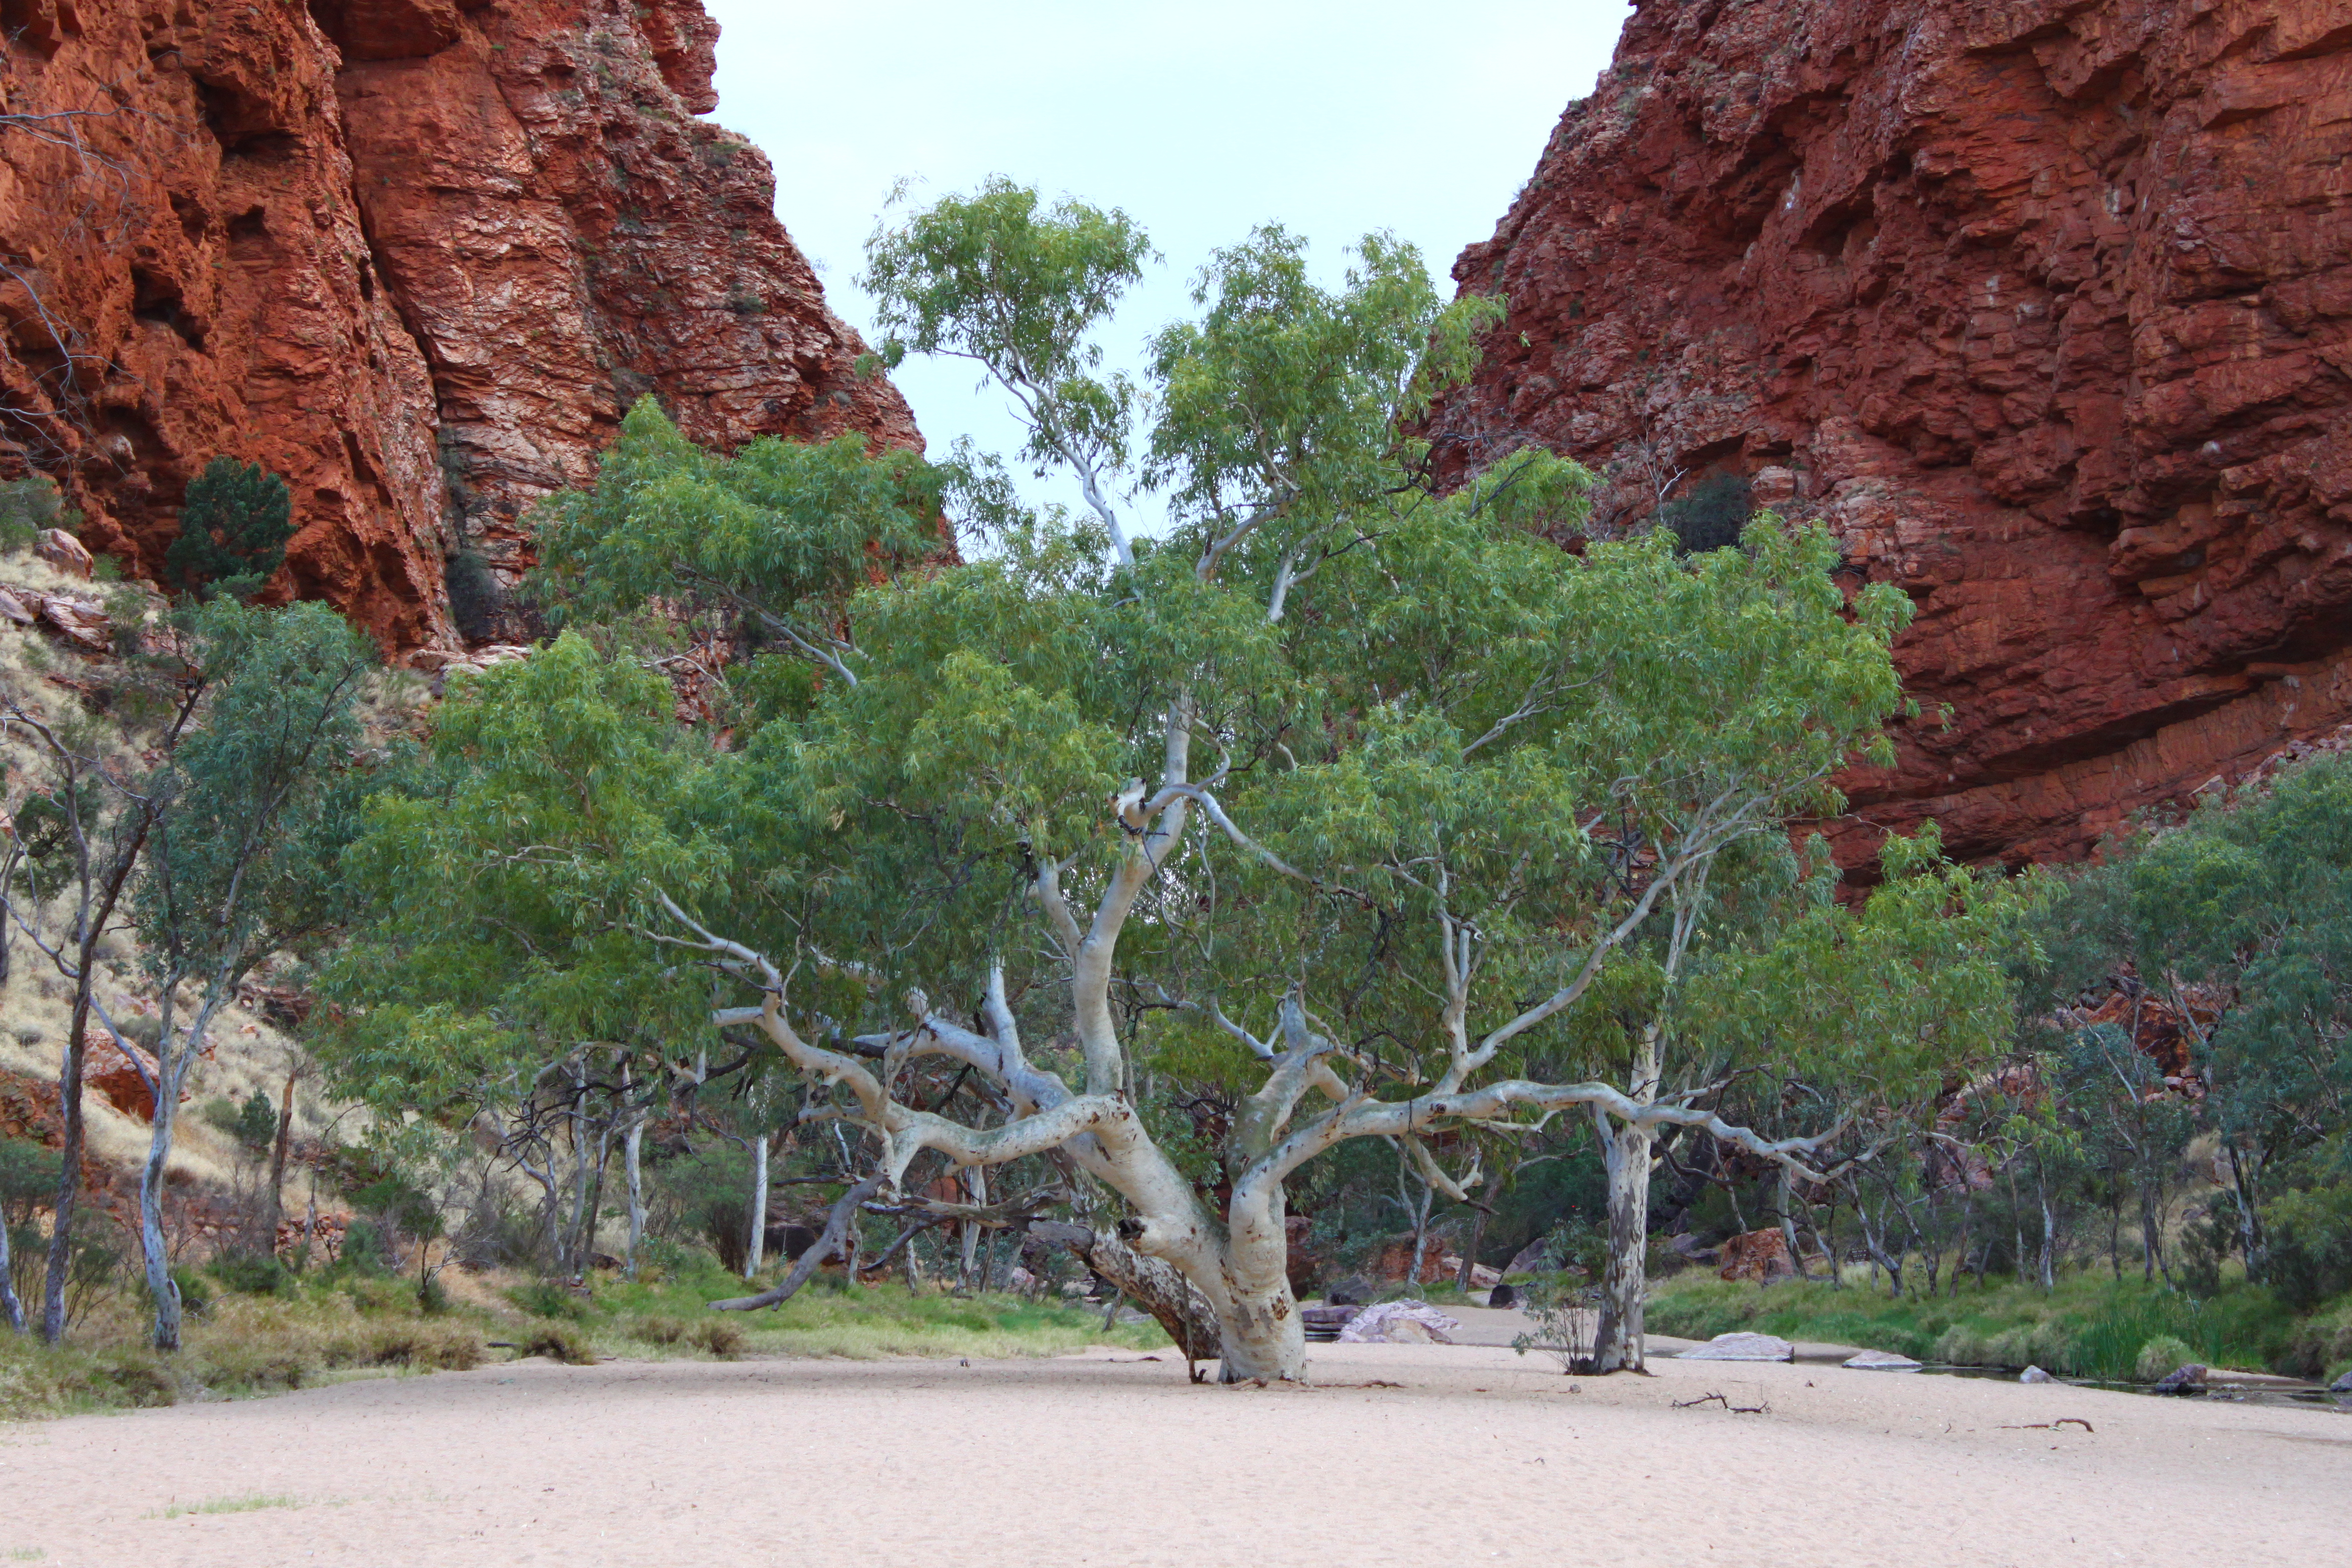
[1999, 1419, 2095, 1433]
[1673, 1390, 1768, 1414]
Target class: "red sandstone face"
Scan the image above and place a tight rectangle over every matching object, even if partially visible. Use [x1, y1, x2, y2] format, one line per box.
[1425, 0, 2352, 868]
[0, 0, 918, 651]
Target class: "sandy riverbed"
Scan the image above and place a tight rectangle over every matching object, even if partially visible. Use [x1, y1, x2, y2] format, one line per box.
[2, 1326, 2344, 1568]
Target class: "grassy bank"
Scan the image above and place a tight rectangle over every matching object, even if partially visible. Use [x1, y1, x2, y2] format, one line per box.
[1, 1259, 1169, 1422]
[1645, 1270, 2352, 1382]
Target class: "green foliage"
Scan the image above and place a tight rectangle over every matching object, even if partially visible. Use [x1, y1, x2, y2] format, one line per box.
[2035, 754, 2352, 1286]
[1659, 471, 1752, 554]
[530, 398, 943, 676]
[506, 1280, 593, 1323]
[135, 598, 384, 999]
[2133, 1333, 2196, 1381]
[0, 474, 64, 553]
[0, 1138, 60, 1217]
[229, 1089, 276, 1155]
[165, 1265, 212, 1320]
[2262, 1182, 2352, 1312]
[1646, 1271, 2301, 1378]
[862, 177, 1153, 518]
[209, 1252, 298, 1299]
[164, 457, 293, 600]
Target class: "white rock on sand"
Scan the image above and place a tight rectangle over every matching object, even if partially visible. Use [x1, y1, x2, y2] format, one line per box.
[1842, 1349, 1923, 1370]
[2020, 1365, 2056, 1382]
[1678, 1330, 1795, 1362]
[1336, 1300, 1460, 1343]
[5, 1341, 2345, 1568]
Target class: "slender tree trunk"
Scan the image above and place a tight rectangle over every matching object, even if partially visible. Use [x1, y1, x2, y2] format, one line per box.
[2223, 1137, 2265, 1279]
[744, 1132, 769, 1280]
[0, 1208, 21, 1332]
[140, 1051, 189, 1353]
[2038, 1176, 2057, 1291]
[1456, 1208, 1486, 1292]
[42, 994, 98, 1343]
[264, 1059, 298, 1250]
[624, 1115, 645, 1281]
[1778, 1169, 1806, 1279]
[566, 1065, 592, 1274]
[959, 1163, 985, 1288]
[1591, 1119, 1654, 1372]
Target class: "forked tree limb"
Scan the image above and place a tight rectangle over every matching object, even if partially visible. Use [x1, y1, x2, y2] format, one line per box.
[710, 1176, 882, 1311]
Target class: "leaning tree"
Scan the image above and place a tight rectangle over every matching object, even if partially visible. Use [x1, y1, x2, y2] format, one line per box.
[339, 187, 2024, 1379]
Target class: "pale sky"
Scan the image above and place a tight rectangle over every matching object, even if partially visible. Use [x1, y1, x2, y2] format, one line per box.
[700, 0, 1633, 534]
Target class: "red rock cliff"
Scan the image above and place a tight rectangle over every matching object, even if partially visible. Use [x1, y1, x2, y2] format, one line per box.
[1426, 0, 2352, 867]
[0, 0, 917, 649]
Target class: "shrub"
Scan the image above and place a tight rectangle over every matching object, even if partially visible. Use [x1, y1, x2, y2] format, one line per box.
[688, 1318, 745, 1359]
[165, 457, 292, 600]
[0, 474, 65, 552]
[210, 1252, 297, 1299]
[167, 1265, 213, 1321]
[1659, 471, 1752, 554]
[514, 1319, 597, 1364]
[507, 1279, 593, 1322]
[2134, 1334, 2197, 1382]
[632, 1314, 686, 1344]
[2262, 1183, 2352, 1313]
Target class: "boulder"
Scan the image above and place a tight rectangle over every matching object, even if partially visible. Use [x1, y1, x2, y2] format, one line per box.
[33, 528, 91, 580]
[1716, 1228, 1798, 1284]
[1678, 1331, 1794, 1363]
[2019, 1366, 2056, 1384]
[85, 1033, 179, 1121]
[2328, 1369, 2352, 1394]
[36, 594, 109, 653]
[1503, 1236, 1554, 1276]
[2151, 1364, 2209, 1395]
[1336, 1300, 1460, 1345]
[1325, 1277, 1374, 1306]
[1842, 1349, 1922, 1371]
[0, 587, 33, 625]
[1486, 1282, 1518, 1309]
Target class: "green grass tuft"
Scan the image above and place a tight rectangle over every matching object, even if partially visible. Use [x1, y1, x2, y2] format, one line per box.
[147, 1494, 308, 1519]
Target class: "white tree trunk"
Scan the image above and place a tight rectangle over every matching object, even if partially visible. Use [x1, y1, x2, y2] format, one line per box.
[0, 1184, 21, 1332]
[139, 1065, 185, 1353]
[1591, 1118, 1652, 1373]
[745, 1133, 769, 1279]
[624, 1115, 645, 1281]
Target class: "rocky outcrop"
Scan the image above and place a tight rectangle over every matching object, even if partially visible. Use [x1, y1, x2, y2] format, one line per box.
[0, 1, 916, 650]
[1426, 0, 2352, 868]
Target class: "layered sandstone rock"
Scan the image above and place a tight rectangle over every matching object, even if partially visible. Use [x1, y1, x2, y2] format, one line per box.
[0, 0, 915, 650]
[1427, 0, 2352, 867]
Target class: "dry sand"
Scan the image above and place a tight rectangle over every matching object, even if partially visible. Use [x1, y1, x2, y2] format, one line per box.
[2, 1322, 2345, 1568]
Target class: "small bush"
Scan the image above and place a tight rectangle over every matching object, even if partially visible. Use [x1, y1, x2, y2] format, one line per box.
[514, 1320, 597, 1364]
[1659, 471, 1752, 554]
[688, 1318, 745, 1359]
[168, 1265, 213, 1321]
[0, 475, 62, 553]
[210, 1252, 297, 1299]
[165, 457, 292, 600]
[2134, 1334, 2197, 1382]
[507, 1279, 593, 1322]
[632, 1314, 686, 1345]
[2262, 1183, 2352, 1313]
